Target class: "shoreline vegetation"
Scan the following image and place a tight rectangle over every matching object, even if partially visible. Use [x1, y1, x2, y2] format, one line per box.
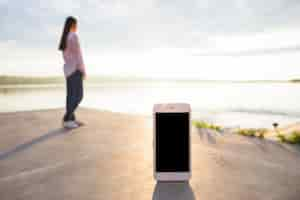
[0, 75, 300, 85]
[193, 120, 300, 144]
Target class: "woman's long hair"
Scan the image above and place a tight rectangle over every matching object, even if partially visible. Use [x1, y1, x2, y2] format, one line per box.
[58, 16, 77, 51]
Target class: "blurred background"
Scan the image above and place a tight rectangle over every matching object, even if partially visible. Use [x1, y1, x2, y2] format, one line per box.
[1, 0, 300, 128]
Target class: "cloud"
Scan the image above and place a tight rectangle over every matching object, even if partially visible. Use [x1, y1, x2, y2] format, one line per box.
[1, 0, 300, 51]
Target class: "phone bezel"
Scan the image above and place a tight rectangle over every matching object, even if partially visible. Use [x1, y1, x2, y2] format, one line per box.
[153, 103, 191, 181]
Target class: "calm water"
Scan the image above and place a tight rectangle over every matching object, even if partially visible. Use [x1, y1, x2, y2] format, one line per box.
[1, 82, 300, 128]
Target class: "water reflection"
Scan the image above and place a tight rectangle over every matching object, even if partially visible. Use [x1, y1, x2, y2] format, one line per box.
[1, 83, 300, 128]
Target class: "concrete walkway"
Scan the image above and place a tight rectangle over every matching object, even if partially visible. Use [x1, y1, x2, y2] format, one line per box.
[0, 108, 299, 200]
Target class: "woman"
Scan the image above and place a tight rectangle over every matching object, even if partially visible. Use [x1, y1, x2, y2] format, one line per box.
[58, 16, 86, 129]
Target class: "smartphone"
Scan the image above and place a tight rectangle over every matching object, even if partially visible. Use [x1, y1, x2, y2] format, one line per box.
[153, 103, 191, 181]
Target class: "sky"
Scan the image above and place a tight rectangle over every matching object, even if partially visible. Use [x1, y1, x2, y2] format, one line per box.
[1, 0, 300, 80]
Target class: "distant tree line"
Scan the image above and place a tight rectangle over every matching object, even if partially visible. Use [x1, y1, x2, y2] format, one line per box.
[0, 76, 64, 85]
[290, 79, 300, 83]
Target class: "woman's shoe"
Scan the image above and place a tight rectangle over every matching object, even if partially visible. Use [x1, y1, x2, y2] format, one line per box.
[63, 121, 79, 129]
[75, 120, 85, 126]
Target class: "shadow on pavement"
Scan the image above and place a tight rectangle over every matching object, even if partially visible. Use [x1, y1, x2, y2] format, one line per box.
[247, 136, 300, 154]
[0, 128, 71, 160]
[152, 181, 195, 200]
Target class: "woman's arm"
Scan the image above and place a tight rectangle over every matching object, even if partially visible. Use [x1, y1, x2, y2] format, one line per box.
[70, 33, 86, 77]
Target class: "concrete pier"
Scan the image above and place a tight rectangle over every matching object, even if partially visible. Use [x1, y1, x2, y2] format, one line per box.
[0, 108, 299, 199]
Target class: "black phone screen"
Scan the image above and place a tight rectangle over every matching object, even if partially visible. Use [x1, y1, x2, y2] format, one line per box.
[155, 112, 190, 172]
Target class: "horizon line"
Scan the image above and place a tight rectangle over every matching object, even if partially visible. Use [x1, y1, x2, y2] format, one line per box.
[0, 74, 299, 83]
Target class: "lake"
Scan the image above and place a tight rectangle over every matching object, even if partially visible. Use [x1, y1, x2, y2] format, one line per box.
[1, 82, 300, 128]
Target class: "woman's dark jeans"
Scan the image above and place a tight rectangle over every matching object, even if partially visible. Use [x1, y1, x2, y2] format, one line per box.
[63, 70, 83, 122]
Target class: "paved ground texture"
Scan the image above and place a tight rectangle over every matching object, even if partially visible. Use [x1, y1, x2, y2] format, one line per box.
[0, 108, 300, 200]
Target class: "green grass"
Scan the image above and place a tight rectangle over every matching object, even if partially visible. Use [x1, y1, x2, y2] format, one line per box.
[236, 128, 268, 138]
[192, 120, 222, 132]
[277, 132, 286, 142]
[277, 131, 300, 144]
[192, 119, 300, 145]
[193, 120, 300, 145]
